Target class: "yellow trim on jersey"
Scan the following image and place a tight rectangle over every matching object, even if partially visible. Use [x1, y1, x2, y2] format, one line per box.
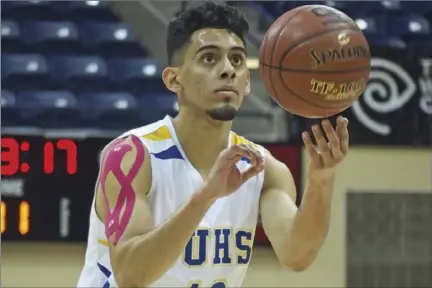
[141, 126, 172, 141]
[231, 132, 258, 149]
[98, 239, 109, 247]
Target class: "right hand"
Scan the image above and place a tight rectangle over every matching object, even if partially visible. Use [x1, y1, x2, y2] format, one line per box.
[201, 144, 265, 200]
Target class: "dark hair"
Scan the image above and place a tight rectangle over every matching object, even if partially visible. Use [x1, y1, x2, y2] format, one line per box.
[166, 2, 249, 65]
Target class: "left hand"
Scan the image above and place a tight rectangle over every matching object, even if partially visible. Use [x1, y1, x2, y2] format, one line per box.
[302, 116, 349, 176]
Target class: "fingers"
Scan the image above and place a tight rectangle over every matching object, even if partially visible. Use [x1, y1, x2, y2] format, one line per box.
[303, 116, 349, 169]
[336, 116, 349, 155]
[241, 161, 265, 181]
[321, 119, 343, 162]
[220, 143, 263, 167]
[226, 144, 264, 180]
[302, 131, 320, 164]
[311, 124, 332, 166]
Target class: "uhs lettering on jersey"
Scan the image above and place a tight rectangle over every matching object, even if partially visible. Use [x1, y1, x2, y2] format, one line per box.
[99, 136, 145, 245]
[184, 228, 254, 266]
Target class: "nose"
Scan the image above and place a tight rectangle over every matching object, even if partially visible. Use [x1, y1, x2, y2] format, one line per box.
[219, 58, 236, 80]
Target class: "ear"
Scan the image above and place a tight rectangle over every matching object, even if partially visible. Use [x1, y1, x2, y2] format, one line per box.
[244, 69, 251, 96]
[162, 67, 181, 94]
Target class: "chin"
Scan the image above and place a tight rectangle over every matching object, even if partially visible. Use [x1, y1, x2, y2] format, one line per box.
[206, 106, 238, 121]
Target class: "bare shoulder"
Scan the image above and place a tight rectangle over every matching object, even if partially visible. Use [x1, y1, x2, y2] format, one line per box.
[95, 134, 152, 221]
[262, 149, 297, 200]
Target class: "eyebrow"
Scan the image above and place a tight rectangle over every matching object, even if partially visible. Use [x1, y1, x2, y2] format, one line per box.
[195, 45, 247, 56]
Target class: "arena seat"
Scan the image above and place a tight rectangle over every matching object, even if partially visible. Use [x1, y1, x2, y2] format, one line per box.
[79, 22, 146, 57]
[1, 90, 21, 126]
[401, 1, 432, 15]
[1, 20, 25, 52]
[79, 92, 140, 129]
[355, 17, 380, 35]
[387, 15, 431, 50]
[387, 15, 431, 36]
[1, 90, 17, 107]
[254, 0, 432, 49]
[2, 53, 51, 90]
[21, 21, 80, 54]
[3, 0, 429, 130]
[108, 57, 166, 93]
[17, 90, 80, 128]
[48, 55, 110, 91]
[2, 1, 58, 20]
[345, 1, 401, 14]
[137, 93, 178, 123]
[49, 1, 117, 22]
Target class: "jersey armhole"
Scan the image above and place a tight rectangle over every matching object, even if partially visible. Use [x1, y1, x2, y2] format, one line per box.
[142, 142, 158, 199]
[146, 153, 157, 198]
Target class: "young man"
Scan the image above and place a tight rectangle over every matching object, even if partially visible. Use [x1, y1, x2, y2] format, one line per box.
[77, 3, 349, 288]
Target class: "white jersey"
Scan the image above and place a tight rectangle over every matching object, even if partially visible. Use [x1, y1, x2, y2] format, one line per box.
[77, 115, 265, 288]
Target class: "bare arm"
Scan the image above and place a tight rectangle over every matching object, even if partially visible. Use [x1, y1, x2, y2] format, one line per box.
[260, 151, 333, 271]
[95, 137, 263, 287]
[260, 117, 349, 271]
[95, 135, 215, 287]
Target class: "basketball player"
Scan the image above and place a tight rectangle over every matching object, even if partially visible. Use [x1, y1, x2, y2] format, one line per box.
[77, 3, 349, 288]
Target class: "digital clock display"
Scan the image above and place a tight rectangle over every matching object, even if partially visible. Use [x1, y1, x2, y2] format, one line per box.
[1, 137, 78, 176]
[1, 133, 301, 243]
[1, 134, 111, 242]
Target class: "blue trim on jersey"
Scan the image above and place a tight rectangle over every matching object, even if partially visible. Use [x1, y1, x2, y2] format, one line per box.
[240, 156, 250, 164]
[152, 145, 184, 160]
[97, 262, 111, 288]
[97, 263, 111, 277]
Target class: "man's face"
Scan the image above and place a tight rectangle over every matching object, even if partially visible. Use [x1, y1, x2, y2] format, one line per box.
[163, 28, 250, 121]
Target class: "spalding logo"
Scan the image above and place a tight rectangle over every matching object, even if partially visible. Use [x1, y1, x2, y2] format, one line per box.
[337, 31, 350, 46]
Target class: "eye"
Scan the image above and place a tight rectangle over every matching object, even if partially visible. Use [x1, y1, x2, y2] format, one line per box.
[202, 54, 216, 64]
[231, 55, 244, 66]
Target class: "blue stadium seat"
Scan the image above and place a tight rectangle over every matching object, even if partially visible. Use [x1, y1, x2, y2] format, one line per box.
[348, 1, 401, 13]
[21, 21, 80, 53]
[137, 93, 178, 123]
[355, 17, 380, 35]
[387, 15, 430, 37]
[401, 1, 432, 15]
[79, 22, 145, 57]
[1, 90, 17, 107]
[2, 1, 58, 20]
[17, 90, 80, 128]
[388, 15, 431, 50]
[260, 2, 284, 17]
[1, 90, 21, 126]
[1, 20, 25, 52]
[323, 1, 351, 11]
[1, 54, 50, 90]
[79, 92, 140, 129]
[48, 55, 110, 91]
[108, 57, 166, 93]
[50, 1, 117, 22]
[279, 1, 323, 13]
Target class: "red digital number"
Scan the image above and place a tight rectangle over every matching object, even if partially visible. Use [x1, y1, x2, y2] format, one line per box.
[43, 139, 78, 175]
[1, 138, 20, 176]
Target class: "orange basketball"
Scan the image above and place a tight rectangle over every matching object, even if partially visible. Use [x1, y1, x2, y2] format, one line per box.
[259, 5, 371, 118]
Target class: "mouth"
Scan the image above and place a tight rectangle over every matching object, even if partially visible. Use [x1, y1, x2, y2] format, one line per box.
[214, 86, 239, 96]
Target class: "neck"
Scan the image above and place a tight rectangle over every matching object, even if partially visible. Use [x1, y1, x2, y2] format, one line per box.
[172, 108, 232, 170]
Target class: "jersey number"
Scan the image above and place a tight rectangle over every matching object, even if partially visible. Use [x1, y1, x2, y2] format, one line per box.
[190, 280, 226, 288]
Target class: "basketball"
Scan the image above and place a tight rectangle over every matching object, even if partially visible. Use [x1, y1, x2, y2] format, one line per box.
[259, 5, 371, 118]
